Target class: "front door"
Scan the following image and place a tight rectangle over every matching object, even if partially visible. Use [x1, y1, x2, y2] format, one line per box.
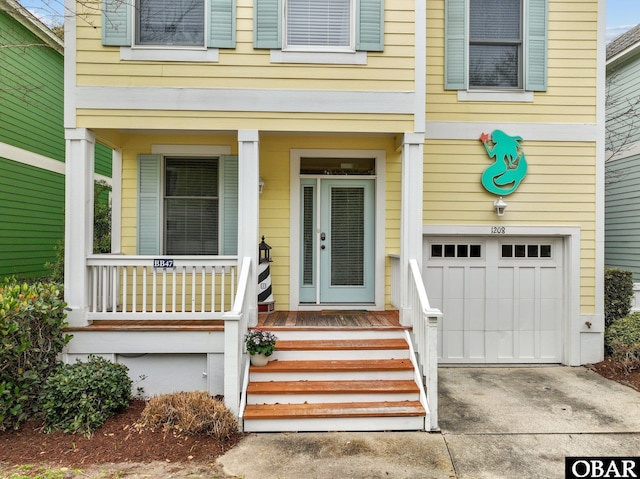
[300, 178, 375, 304]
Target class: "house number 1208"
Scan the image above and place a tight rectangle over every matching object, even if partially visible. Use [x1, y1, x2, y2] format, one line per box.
[491, 226, 506, 234]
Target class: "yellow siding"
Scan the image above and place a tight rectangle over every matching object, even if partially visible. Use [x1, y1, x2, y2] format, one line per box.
[118, 133, 401, 310]
[75, 0, 415, 91]
[424, 140, 597, 314]
[78, 110, 414, 134]
[426, 0, 599, 124]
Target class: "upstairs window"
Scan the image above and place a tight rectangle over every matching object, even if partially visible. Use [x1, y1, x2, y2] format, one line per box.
[137, 0, 205, 47]
[255, 0, 383, 53]
[102, 0, 236, 49]
[469, 0, 522, 89]
[445, 0, 547, 92]
[285, 0, 353, 51]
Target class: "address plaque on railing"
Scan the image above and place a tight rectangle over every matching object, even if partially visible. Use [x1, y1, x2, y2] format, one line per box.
[153, 258, 174, 268]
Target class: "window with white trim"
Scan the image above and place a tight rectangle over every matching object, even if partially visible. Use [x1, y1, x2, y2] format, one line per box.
[137, 154, 238, 255]
[444, 0, 547, 92]
[469, 0, 522, 89]
[137, 0, 204, 47]
[102, 0, 236, 50]
[254, 0, 384, 54]
[284, 0, 354, 51]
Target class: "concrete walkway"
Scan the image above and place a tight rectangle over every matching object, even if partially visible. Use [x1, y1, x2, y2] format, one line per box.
[217, 366, 640, 478]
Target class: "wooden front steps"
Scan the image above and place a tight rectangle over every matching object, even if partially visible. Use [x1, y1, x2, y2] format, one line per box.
[242, 329, 428, 432]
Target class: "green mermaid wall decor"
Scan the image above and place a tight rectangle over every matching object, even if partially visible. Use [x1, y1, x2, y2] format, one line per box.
[480, 130, 527, 196]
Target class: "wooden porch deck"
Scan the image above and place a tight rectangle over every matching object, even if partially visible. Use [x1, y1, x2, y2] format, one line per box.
[258, 310, 402, 328]
[66, 310, 402, 331]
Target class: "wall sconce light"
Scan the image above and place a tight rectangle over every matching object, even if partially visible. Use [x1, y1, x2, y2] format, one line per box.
[259, 177, 265, 195]
[493, 197, 507, 216]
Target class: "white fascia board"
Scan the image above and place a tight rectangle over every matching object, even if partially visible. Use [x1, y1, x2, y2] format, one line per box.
[0, 140, 64, 174]
[75, 86, 415, 114]
[425, 121, 597, 142]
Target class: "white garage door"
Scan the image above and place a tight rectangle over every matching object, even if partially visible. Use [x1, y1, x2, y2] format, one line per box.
[424, 237, 563, 363]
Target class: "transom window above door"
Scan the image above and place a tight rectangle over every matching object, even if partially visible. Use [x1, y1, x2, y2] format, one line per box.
[285, 0, 354, 51]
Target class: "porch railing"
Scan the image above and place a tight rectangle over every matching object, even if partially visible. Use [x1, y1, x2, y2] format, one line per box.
[223, 256, 252, 417]
[407, 258, 441, 431]
[86, 255, 239, 320]
[390, 254, 442, 431]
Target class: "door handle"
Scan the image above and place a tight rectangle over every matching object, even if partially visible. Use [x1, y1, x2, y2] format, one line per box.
[320, 232, 326, 241]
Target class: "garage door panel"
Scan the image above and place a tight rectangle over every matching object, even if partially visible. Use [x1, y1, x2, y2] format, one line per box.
[427, 236, 563, 364]
[468, 267, 487, 298]
[540, 267, 559, 298]
[467, 298, 486, 330]
[498, 298, 514, 331]
[443, 331, 465, 359]
[518, 298, 535, 330]
[425, 267, 443, 305]
[444, 297, 464, 330]
[540, 298, 559, 330]
[466, 330, 486, 359]
[497, 268, 514, 298]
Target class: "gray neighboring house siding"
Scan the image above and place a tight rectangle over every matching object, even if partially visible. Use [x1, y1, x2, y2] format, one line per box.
[605, 24, 640, 281]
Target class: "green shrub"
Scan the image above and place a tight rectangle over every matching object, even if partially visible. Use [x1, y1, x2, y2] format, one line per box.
[137, 391, 238, 440]
[605, 312, 640, 374]
[0, 279, 70, 431]
[605, 268, 634, 327]
[39, 355, 132, 437]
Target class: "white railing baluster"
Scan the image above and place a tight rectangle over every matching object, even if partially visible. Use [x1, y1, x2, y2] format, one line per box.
[221, 267, 226, 312]
[91, 267, 98, 313]
[172, 268, 177, 313]
[152, 268, 157, 313]
[201, 266, 206, 312]
[132, 267, 137, 313]
[161, 268, 167, 313]
[142, 267, 147, 312]
[122, 266, 127, 314]
[181, 267, 186, 313]
[101, 266, 107, 313]
[191, 266, 196, 312]
[112, 266, 118, 313]
[211, 266, 217, 312]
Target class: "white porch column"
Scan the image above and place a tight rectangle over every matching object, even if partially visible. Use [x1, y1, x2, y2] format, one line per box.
[238, 130, 260, 327]
[64, 128, 95, 327]
[400, 132, 425, 326]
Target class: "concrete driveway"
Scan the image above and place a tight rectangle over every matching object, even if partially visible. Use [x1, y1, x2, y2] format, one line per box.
[217, 366, 640, 479]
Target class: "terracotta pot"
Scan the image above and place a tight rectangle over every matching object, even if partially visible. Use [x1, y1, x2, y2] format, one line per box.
[250, 353, 269, 366]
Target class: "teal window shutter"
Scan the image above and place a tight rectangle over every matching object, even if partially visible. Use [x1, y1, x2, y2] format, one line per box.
[254, 0, 282, 49]
[102, 0, 131, 46]
[137, 155, 161, 255]
[525, 0, 548, 91]
[221, 155, 238, 255]
[356, 0, 384, 51]
[209, 0, 236, 48]
[444, 0, 467, 90]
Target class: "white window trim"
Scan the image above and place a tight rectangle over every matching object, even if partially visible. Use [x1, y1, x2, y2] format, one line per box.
[282, 0, 356, 53]
[457, 90, 534, 102]
[270, 49, 366, 64]
[123, 0, 216, 62]
[121, 46, 219, 62]
[466, 0, 525, 94]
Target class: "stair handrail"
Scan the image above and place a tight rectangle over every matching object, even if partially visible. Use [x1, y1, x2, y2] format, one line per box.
[222, 256, 252, 419]
[408, 258, 442, 431]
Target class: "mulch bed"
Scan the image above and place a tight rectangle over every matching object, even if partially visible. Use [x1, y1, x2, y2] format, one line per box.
[0, 399, 244, 468]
